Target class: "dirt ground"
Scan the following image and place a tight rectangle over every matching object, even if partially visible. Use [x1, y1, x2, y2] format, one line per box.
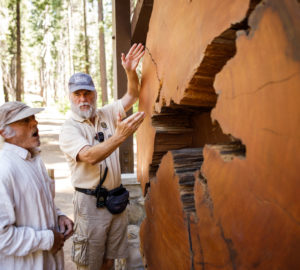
[37, 108, 76, 270]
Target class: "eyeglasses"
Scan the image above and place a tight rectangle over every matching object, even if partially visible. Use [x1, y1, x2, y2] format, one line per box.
[95, 132, 104, 142]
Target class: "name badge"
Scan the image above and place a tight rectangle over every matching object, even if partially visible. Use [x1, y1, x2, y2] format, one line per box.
[100, 122, 107, 129]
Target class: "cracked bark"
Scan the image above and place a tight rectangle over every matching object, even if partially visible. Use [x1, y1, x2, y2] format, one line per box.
[224, 71, 300, 100]
[145, 46, 162, 104]
[251, 192, 300, 226]
[217, 222, 238, 270]
[138, 0, 300, 269]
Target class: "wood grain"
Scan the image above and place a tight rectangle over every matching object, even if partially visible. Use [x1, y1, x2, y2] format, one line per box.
[137, 0, 300, 269]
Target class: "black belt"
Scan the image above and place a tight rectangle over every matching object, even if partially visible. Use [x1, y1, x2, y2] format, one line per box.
[75, 167, 108, 197]
[75, 187, 97, 196]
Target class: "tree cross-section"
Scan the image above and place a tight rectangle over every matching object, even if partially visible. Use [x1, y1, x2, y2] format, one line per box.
[137, 0, 300, 269]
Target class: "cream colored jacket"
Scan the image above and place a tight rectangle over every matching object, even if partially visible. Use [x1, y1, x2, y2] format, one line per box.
[0, 143, 64, 270]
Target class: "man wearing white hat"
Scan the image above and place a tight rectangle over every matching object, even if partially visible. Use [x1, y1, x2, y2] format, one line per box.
[0, 101, 73, 270]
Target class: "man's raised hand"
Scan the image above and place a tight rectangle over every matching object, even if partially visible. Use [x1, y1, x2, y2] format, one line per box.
[121, 43, 145, 72]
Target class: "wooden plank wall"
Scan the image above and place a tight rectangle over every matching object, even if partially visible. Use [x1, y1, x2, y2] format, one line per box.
[137, 0, 300, 269]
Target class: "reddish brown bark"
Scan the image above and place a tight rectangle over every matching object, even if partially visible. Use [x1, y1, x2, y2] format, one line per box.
[137, 0, 300, 269]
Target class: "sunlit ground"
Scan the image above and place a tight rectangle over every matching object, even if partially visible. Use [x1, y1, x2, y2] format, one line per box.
[37, 107, 75, 270]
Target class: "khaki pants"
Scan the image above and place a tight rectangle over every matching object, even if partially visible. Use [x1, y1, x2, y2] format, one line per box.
[71, 191, 128, 270]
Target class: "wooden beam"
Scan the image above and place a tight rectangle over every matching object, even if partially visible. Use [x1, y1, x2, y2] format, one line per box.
[112, 0, 133, 173]
[131, 0, 153, 44]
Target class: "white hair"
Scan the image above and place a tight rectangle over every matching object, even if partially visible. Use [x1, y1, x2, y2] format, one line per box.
[2, 126, 16, 138]
[0, 126, 16, 149]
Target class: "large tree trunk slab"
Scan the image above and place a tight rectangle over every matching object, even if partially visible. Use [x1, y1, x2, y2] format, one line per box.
[137, 0, 300, 269]
[137, 0, 250, 191]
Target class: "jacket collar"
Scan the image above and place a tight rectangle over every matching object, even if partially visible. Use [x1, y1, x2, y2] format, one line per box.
[2, 142, 39, 160]
[70, 111, 100, 125]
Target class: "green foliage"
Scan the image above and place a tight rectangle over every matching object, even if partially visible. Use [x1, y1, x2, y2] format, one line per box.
[28, 0, 63, 52]
[7, 0, 17, 55]
[1, 0, 115, 104]
[73, 33, 87, 72]
[133, 100, 139, 113]
[57, 96, 71, 114]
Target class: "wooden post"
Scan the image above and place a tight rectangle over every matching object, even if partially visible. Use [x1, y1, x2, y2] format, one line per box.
[47, 168, 54, 180]
[131, 0, 153, 44]
[112, 0, 133, 173]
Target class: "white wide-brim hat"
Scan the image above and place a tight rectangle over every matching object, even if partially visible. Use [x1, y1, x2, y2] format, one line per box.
[0, 101, 44, 128]
[6, 107, 44, 125]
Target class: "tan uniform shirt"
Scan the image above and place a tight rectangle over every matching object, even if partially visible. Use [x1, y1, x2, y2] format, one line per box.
[59, 100, 126, 190]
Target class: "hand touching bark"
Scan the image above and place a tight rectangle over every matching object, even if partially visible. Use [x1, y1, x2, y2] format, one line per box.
[121, 43, 145, 72]
[115, 111, 145, 141]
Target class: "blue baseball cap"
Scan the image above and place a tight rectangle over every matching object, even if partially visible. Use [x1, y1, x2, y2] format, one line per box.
[68, 72, 96, 92]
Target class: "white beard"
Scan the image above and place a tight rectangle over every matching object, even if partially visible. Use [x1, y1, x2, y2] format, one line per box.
[71, 101, 97, 119]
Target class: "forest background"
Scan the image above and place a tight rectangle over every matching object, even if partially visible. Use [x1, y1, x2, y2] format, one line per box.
[0, 0, 139, 112]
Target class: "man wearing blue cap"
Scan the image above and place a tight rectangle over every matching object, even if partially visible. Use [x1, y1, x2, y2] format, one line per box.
[59, 43, 145, 270]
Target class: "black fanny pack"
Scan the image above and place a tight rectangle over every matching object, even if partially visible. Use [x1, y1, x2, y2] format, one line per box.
[105, 184, 129, 214]
[75, 167, 129, 214]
